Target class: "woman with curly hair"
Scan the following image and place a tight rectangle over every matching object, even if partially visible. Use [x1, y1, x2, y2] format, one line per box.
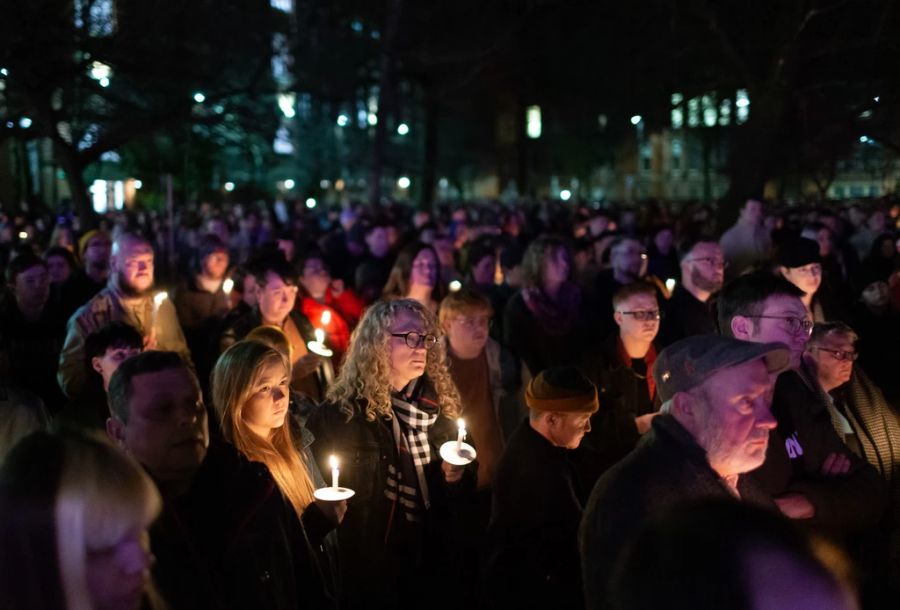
[212, 340, 344, 608]
[382, 242, 446, 314]
[502, 235, 593, 376]
[307, 298, 472, 609]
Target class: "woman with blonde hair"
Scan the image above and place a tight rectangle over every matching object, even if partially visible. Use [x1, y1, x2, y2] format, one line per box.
[0, 430, 163, 610]
[211, 340, 343, 607]
[308, 298, 472, 609]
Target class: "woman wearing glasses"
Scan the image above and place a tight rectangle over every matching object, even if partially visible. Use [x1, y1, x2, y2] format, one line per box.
[307, 298, 471, 609]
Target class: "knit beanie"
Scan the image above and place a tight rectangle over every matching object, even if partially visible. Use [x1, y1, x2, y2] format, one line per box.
[525, 366, 599, 413]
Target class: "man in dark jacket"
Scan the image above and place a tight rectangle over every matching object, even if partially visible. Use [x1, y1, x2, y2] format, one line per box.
[486, 367, 598, 610]
[106, 351, 335, 610]
[657, 237, 723, 347]
[718, 272, 887, 533]
[580, 335, 790, 609]
[579, 282, 661, 488]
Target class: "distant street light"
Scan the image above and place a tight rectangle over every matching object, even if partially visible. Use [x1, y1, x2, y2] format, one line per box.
[397, 176, 411, 189]
[367, 113, 378, 126]
[19, 117, 32, 129]
[397, 123, 409, 136]
[283, 179, 296, 189]
[630, 115, 642, 126]
[306, 198, 317, 209]
[133, 180, 143, 189]
[193, 92, 206, 103]
[337, 114, 349, 127]
[224, 182, 235, 192]
[560, 189, 572, 201]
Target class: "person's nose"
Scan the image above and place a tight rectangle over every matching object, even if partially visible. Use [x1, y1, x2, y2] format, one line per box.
[273, 386, 286, 402]
[755, 403, 777, 429]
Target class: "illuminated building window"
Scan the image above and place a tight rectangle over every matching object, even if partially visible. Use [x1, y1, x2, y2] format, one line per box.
[718, 99, 731, 126]
[270, 0, 292, 12]
[736, 89, 750, 124]
[271, 33, 292, 81]
[273, 125, 294, 154]
[671, 108, 683, 129]
[702, 95, 716, 127]
[688, 97, 700, 128]
[671, 139, 682, 170]
[526, 105, 541, 139]
[75, 0, 116, 37]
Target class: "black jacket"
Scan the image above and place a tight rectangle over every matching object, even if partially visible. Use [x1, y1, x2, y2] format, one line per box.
[485, 420, 587, 609]
[746, 368, 887, 535]
[150, 441, 336, 610]
[580, 414, 774, 610]
[307, 384, 474, 609]
[657, 284, 717, 347]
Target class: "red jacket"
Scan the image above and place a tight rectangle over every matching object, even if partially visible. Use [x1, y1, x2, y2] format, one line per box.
[298, 286, 364, 369]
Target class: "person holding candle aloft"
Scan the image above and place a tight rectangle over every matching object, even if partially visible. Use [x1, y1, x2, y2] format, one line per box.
[484, 366, 598, 610]
[212, 340, 345, 608]
[308, 298, 474, 610]
[57, 232, 192, 400]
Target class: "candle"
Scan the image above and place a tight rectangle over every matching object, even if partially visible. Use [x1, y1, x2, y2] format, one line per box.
[222, 278, 234, 295]
[329, 455, 339, 489]
[315, 328, 325, 344]
[320, 309, 332, 326]
[665, 278, 676, 292]
[456, 418, 466, 452]
[150, 291, 168, 336]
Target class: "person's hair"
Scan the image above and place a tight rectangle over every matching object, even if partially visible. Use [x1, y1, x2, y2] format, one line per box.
[295, 248, 330, 277]
[0, 431, 162, 610]
[676, 236, 718, 262]
[245, 325, 293, 362]
[211, 341, 315, 518]
[326, 299, 461, 422]
[251, 254, 297, 288]
[520, 235, 572, 290]
[44, 246, 78, 274]
[84, 322, 144, 365]
[192, 233, 229, 275]
[5, 252, 46, 285]
[809, 321, 859, 347]
[382, 241, 446, 302]
[717, 271, 805, 338]
[609, 499, 855, 610]
[438, 287, 493, 328]
[462, 238, 497, 277]
[108, 351, 194, 423]
[0, 386, 49, 467]
[111, 232, 152, 258]
[612, 282, 658, 310]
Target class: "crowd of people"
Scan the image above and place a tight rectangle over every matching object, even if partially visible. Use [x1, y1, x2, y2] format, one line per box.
[0, 194, 899, 609]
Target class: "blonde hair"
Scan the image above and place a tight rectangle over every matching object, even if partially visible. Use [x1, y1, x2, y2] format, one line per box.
[326, 298, 461, 422]
[55, 432, 163, 610]
[246, 324, 294, 362]
[211, 341, 315, 518]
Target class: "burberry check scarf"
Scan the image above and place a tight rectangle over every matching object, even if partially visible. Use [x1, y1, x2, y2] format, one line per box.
[386, 378, 440, 522]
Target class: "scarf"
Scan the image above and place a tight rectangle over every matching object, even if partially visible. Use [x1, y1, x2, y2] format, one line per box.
[616, 336, 658, 400]
[386, 378, 440, 522]
[521, 281, 582, 336]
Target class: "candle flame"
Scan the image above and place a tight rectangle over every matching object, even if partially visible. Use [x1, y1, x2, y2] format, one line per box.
[153, 291, 168, 306]
[315, 328, 325, 343]
[457, 418, 465, 431]
[321, 310, 332, 326]
[329, 455, 338, 469]
[223, 278, 234, 294]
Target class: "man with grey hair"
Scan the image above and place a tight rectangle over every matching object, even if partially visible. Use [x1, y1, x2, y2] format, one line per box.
[57, 232, 191, 399]
[580, 334, 790, 609]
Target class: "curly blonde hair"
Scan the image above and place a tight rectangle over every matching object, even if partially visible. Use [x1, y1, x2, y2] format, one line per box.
[326, 298, 461, 422]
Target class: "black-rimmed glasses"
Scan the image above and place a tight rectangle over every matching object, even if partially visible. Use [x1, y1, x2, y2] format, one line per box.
[618, 310, 661, 321]
[391, 331, 438, 349]
[815, 347, 859, 362]
[746, 315, 813, 336]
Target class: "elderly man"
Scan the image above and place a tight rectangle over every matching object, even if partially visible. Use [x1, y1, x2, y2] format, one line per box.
[57, 233, 191, 399]
[658, 237, 724, 346]
[487, 366, 598, 609]
[580, 335, 790, 609]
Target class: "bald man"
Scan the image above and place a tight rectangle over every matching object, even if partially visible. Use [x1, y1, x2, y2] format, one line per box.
[58, 232, 191, 399]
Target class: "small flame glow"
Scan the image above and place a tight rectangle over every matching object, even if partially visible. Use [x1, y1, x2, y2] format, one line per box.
[329, 455, 338, 470]
[153, 292, 168, 306]
[457, 418, 466, 431]
[222, 278, 234, 294]
[321, 310, 332, 326]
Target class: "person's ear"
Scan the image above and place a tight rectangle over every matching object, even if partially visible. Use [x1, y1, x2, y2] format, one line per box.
[91, 356, 104, 376]
[731, 316, 753, 340]
[613, 311, 623, 326]
[106, 417, 126, 448]
[670, 392, 697, 428]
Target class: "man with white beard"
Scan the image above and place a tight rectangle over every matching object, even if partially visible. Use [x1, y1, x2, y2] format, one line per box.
[58, 232, 191, 399]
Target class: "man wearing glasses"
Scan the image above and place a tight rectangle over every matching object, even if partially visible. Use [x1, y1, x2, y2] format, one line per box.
[658, 237, 725, 347]
[718, 271, 886, 534]
[579, 282, 662, 488]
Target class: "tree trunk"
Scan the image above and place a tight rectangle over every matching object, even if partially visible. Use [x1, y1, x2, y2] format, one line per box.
[53, 139, 95, 227]
[368, 0, 404, 208]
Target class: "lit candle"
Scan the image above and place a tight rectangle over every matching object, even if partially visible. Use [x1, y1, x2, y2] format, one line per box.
[456, 418, 466, 452]
[448, 280, 462, 293]
[329, 454, 339, 489]
[665, 278, 676, 292]
[315, 328, 325, 344]
[320, 309, 332, 326]
[151, 291, 168, 335]
[222, 278, 234, 295]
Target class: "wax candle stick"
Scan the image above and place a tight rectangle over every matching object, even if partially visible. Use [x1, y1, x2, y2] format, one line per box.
[222, 278, 234, 295]
[457, 418, 466, 453]
[329, 455, 339, 489]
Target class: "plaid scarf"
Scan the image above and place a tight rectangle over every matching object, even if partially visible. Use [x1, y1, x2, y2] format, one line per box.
[385, 378, 440, 522]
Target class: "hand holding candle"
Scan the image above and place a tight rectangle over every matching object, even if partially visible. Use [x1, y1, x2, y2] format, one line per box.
[441, 417, 477, 466]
